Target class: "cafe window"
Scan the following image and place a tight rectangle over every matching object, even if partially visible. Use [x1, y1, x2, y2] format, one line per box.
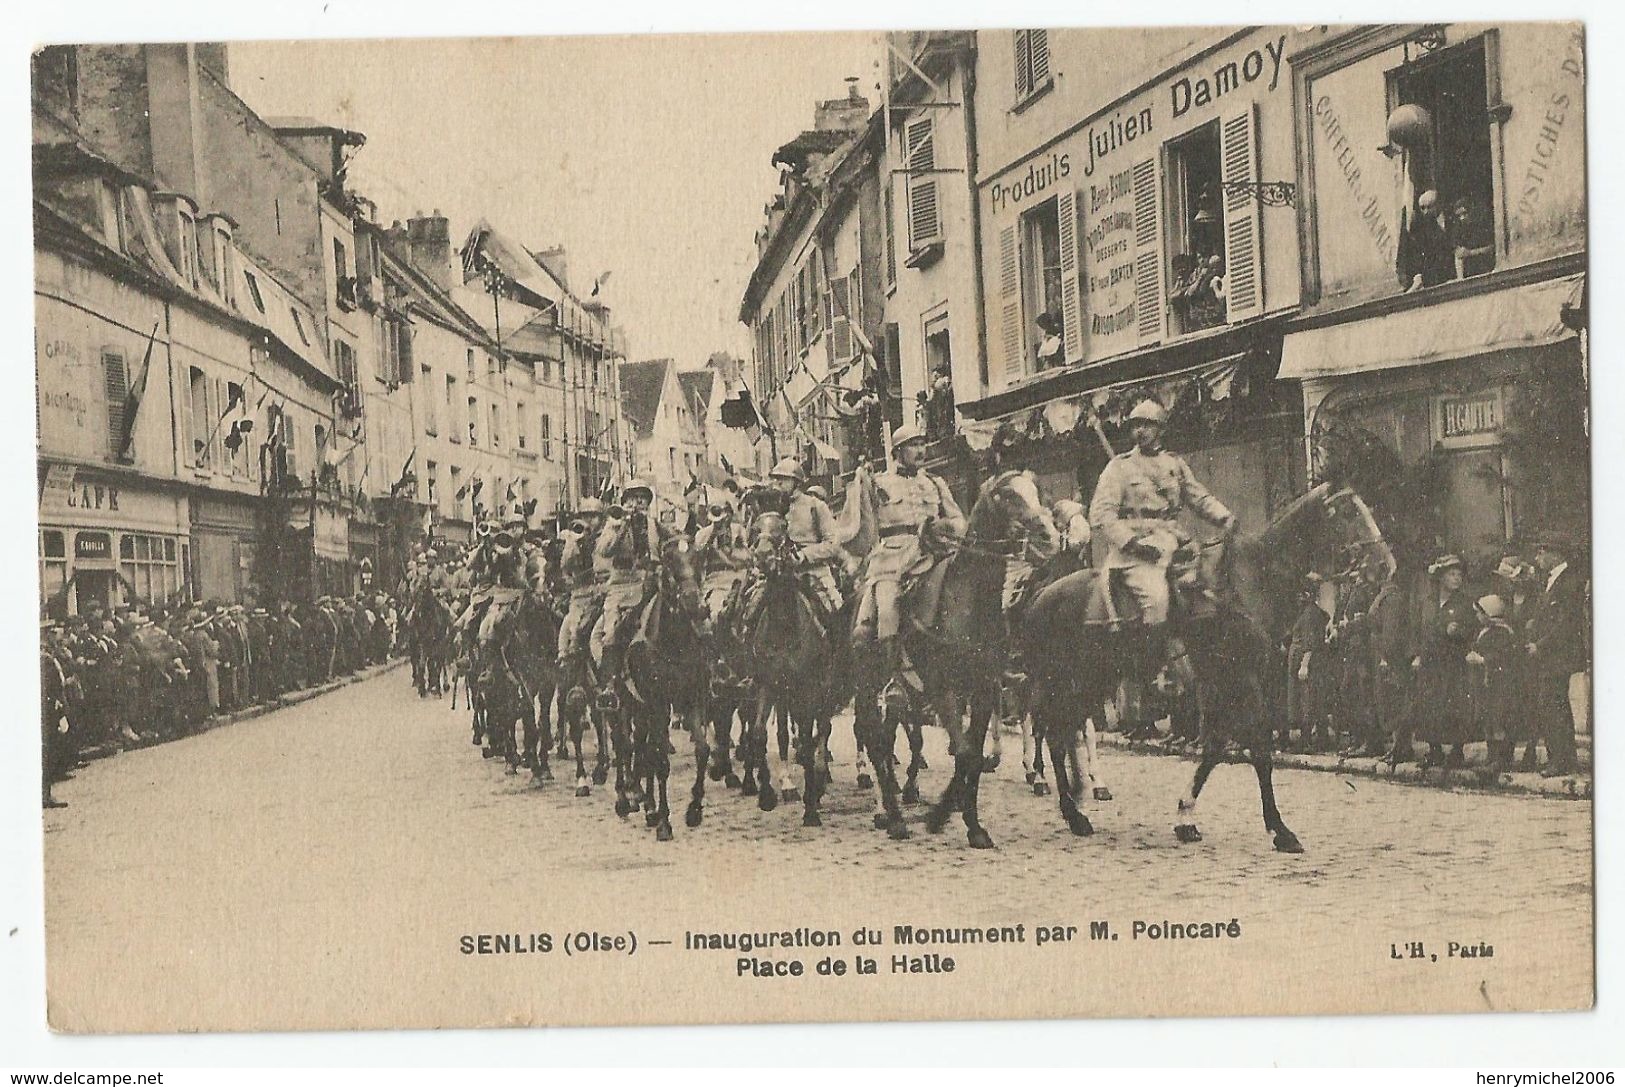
[1020, 197, 1064, 371]
[40, 529, 68, 607]
[1391, 37, 1497, 287]
[1166, 121, 1226, 334]
[119, 532, 182, 605]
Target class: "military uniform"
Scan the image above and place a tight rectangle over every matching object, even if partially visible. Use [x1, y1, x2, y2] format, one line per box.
[785, 489, 845, 615]
[1089, 445, 1232, 626]
[556, 522, 610, 664]
[693, 515, 751, 623]
[853, 457, 966, 642]
[590, 501, 671, 669]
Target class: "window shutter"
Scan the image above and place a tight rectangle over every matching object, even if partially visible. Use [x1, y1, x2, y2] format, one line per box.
[102, 350, 127, 457]
[1029, 30, 1051, 88]
[883, 182, 897, 286]
[1220, 104, 1264, 323]
[1131, 156, 1165, 344]
[907, 176, 941, 249]
[997, 223, 1022, 384]
[398, 321, 414, 382]
[1014, 30, 1033, 100]
[828, 277, 853, 362]
[1057, 187, 1083, 363]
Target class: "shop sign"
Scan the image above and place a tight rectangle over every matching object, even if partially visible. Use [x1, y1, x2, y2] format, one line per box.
[74, 531, 112, 560]
[1435, 389, 1504, 449]
[42, 464, 77, 508]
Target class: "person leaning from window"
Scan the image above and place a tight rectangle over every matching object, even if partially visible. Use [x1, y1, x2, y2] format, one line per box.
[1034, 312, 1064, 370]
[1450, 195, 1495, 279]
[1398, 189, 1456, 292]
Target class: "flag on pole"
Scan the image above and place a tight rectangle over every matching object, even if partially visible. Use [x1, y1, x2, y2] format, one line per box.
[114, 321, 161, 463]
[391, 447, 417, 496]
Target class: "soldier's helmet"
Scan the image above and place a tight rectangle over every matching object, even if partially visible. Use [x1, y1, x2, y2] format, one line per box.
[623, 480, 654, 503]
[769, 458, 806, 485]
[1127, 399, 1169, 426]
[577, 497, 605, 516]
[890, 423, 927, 452]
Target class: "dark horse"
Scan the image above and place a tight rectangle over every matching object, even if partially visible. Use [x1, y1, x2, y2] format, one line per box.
[735, 511, 850, 827]
[853, 469, 1055, 848]
[474, 589, 559, 782]
[1023, 481, 1391, 851]
[408, 585, 453, 697]
[615, 537, 709, 841]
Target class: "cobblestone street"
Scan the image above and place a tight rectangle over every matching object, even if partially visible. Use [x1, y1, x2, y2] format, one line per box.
[44, 666, 1593, 1032]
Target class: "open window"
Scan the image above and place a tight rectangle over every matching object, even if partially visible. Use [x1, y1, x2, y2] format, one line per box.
[1019, 197, 1064, 372]
[1390, 36, 1498, 288]
[1165, 122, 1226, 334]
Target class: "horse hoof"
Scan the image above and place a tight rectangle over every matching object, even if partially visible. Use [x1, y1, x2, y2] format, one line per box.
[924, 809, 948, 835]
[707, 762, 724, 782]
[656, 822, 674, 842]
[481, 748, 496, 760]
[1024, 770, 1036, 786]
[758, 786, 778, 813]
[724, 772, 742, 790]
[901, 783, 920, 805]
[1174, 823, 1202, 844]
[1093, 787, 1113, 802]
[783, 787, 800, 804]
[887, 818, 911, 841]
[1274, 830, 1305, 854]
[1032, 780, 1050, 797]
[471, 736, 482, 747]
[742, 778, 759, 797]
[982, 754, 1000, 773]
[857, 772, 874, 790]
[592, 768, 608, 786]
[685, 803, 703, 828]
[575, 785, 591, 798]
[614, 797, 632, 818]
[644, 810, 660, 828]
[1067, 813, 1095, 837]
[967, 828, 995, 850]
[802, 811, 822, 828]
[873, 813, 892, 831]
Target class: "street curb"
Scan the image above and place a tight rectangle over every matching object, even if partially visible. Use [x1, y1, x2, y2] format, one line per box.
[1096, 734, 1592, 800]
[195, 657, 408, 734]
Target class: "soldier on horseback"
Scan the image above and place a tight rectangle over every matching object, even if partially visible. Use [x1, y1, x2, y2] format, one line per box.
[692, 498, 751, 626]
[591, 480, 675, 685]
[766, 458, 844, 625]
[556, 498, 610, 674]
[1089, 397, 1235, 723]
[851, 424, 967, 679]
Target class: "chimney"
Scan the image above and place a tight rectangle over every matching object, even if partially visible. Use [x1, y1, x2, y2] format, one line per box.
[195, 43, 230, 88]
[533, 245, 569, 291]
[814, 78, 870, 132]
[143, 44, 209, 208]
[406, 209, 453, 291]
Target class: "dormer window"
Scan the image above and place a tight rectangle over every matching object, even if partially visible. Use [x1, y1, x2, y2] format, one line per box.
[291, 308, 310, 346]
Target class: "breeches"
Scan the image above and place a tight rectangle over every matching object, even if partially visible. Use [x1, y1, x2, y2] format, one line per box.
[557, 595, 599, 660]
[1111, 562, 1170, 625]
[591, 582, 647, 664]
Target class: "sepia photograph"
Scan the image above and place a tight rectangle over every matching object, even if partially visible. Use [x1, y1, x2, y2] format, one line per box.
[24, 16, 1596, 1039]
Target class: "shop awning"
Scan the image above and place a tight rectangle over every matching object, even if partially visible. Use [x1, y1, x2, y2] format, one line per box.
[1279, 273, 1583, 382]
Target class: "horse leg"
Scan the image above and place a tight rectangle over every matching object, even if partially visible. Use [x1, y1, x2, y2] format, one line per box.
[610, 703, 633, 818]
[1255, 748, 1303, 853]
[867, 685, 909, 839]
[572, 696, 591, 798]
[983, 689, 1004, 773]
[901, 708, 925, 805]
[926, 693, 969, 837]
[777, 704, 800, 805]
[739, 702, 760, 797]
[854, 714, 873, 790]
[1082, 713, 1111, 801]
[654, 709, 675, 841]
[1174, 747, 1223, 844]
[757, 697, 783, 812]
[686, 702, 709, 828]
[960, 691, 996, 848]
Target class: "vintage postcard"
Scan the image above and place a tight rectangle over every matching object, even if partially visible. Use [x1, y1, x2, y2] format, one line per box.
[33, 24, 1591, 1033]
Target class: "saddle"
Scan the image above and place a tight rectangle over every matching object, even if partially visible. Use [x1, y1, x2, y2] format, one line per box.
[1074, 570, 1147, 630]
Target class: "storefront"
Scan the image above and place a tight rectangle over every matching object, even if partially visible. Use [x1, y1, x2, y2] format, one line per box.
[39, 462, 191, 615]
[190, 494, 259, 604]
[1280, 271, 1586, 569]
[958, 27, 1307, 517]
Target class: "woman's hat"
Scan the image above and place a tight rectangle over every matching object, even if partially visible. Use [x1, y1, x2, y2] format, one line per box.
[1427, 553, 1464, 576]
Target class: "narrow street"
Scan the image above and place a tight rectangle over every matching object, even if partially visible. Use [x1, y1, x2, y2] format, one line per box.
[44, 666, 1593, 1031]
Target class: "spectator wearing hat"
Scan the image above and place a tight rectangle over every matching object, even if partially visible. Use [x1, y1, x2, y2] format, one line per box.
[1331, 549, 1384, 756]
[1285, 573, 1330, 752]
[1466, 594, 1521, 771]
[1366, 555, 1414, 765]
[1495, 550, 1543, 768]
[1414, 554, 1474, 769]
[1526, 532, 1585, 776]
[1034, 312, 1064, 370]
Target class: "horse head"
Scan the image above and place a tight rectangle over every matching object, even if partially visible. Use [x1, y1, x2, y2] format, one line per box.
[970, 469, 1058, 561]
[658, 534, 704, 616]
